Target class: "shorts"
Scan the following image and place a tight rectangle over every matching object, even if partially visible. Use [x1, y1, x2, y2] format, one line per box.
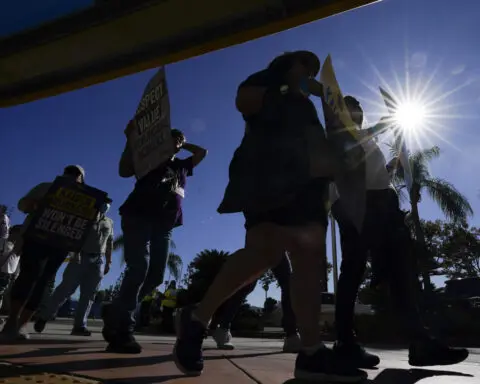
[244, 178, 329, 231]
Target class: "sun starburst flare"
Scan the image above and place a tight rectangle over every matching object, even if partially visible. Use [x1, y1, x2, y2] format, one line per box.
[350, 50, 479, 153]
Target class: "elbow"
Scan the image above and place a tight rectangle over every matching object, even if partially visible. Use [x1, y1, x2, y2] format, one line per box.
[195, 148, 208, 165]
[192, 148, 208, 168]
[235, 95, 254, 116]
[118, 163, 134, 178]
[236, 88, 263, 116]
[17, 199, 28, 214]
[118, 170, 132, 178]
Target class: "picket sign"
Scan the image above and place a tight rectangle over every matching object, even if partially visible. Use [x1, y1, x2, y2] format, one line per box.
[126, 67, 174, 180]
[320, 54, 366, 233]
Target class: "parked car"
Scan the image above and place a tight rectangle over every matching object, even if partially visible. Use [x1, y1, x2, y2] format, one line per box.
[269, 292, 375, 328]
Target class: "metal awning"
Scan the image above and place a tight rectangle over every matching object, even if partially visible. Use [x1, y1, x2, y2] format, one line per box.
[0, 0, 379, 107]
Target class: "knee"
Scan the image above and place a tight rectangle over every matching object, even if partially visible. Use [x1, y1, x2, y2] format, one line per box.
[125, 257, 149, 280]
[245, 224, 285, 265]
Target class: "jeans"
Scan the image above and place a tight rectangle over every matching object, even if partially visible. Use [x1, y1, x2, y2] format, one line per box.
[213, 254, 298, 336]
[110, 215, 172, 333]
[11, 240, 67, 312]
[333, 189, 426, 343]
[39, 253, 104, 329]
[0, 272, 13, 311]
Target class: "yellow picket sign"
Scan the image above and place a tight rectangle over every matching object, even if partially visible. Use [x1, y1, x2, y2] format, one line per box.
[320, 54, 359, 140]
[319, 54, 366, 233]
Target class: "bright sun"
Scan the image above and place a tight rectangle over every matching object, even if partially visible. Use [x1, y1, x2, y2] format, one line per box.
[394, 101, 427, 132]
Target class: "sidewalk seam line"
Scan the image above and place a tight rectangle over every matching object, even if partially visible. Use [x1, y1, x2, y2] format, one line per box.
[224, 355, 262, 384]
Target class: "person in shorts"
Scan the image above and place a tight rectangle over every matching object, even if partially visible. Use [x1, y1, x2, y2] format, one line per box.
[173, 51, 366, 382]
[210, 253, 300, 352]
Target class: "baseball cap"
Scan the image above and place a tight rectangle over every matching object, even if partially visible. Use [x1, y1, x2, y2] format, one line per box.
[64, 165, 85, 183]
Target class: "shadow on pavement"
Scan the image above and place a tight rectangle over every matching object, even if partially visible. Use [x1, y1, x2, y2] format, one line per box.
[102, 375, 186, 383]
[283, 368, 473, 384]
[0, 339, 88, 345]
[0, 346, 96, 360]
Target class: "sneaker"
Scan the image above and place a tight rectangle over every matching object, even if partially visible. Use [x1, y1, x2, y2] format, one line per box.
[294, 345, 367, 382]
[409, 338, 469, 367]
[71, 327, 92, 336]
[0, 327, 30, 341]
[34, 319, 47, 333]
[333, 341, 380, 368]
[173, 306, 207, 376]
[17, 328, 30, 340]
[212, 327, 235, 350]
[283, 333, 302, 353]
[105, 333, 142, 354]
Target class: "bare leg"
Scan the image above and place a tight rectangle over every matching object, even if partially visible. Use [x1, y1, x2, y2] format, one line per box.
[194, 223, 285, 325]
[287, 223, 326, 348]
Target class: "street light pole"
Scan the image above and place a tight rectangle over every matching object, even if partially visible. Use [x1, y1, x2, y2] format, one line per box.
[330, 212, 339, 295]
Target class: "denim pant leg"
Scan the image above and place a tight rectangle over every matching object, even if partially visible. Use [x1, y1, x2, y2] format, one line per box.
[112, 215, 152, 333]
[138, 225, 172, 301]
[39, 261, 82, 321]
[74, 254, 104, 329]
[0, 273, 11, 311]
[272, 254, 298, 336]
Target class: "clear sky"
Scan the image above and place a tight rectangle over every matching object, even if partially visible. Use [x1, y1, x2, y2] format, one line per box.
[1, 0, 479, 307]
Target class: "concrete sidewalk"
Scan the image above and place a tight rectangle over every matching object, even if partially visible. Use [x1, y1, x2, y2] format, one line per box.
[0, 321, 478, 383]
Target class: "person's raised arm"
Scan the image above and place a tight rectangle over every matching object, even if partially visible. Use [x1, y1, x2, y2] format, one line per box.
[182, 142, 207, 168]
[305, 78, 324, 98]
[235, 69, 286, 117]
[119, 120, 136, 178]
[119, 141, 135, 178]
[361, 117, 393, 139]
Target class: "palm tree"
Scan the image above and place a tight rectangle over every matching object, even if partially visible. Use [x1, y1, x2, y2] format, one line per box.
[112, 234, 182, 280]
[388, 144, 473, 289]
[166, 252, 183, 281]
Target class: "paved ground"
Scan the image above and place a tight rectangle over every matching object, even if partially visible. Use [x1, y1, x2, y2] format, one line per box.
[0, 319, 478, 383]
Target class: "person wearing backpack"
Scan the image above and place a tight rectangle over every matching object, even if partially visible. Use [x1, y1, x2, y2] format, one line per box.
[102, 127, 207, 354]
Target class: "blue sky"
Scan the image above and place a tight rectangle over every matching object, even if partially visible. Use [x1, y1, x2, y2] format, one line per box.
[1, 0, 479, 307]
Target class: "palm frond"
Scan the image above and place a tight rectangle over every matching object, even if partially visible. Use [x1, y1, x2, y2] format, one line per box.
[387, 145, 440, 187]
[113, 234, 124, 251]
[423, 177, 474, 223]
[392, 183, 409, 204]
[412, 146, 440, 163]
[409, 146, 440, 183]
[167, 252, 183, 280]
